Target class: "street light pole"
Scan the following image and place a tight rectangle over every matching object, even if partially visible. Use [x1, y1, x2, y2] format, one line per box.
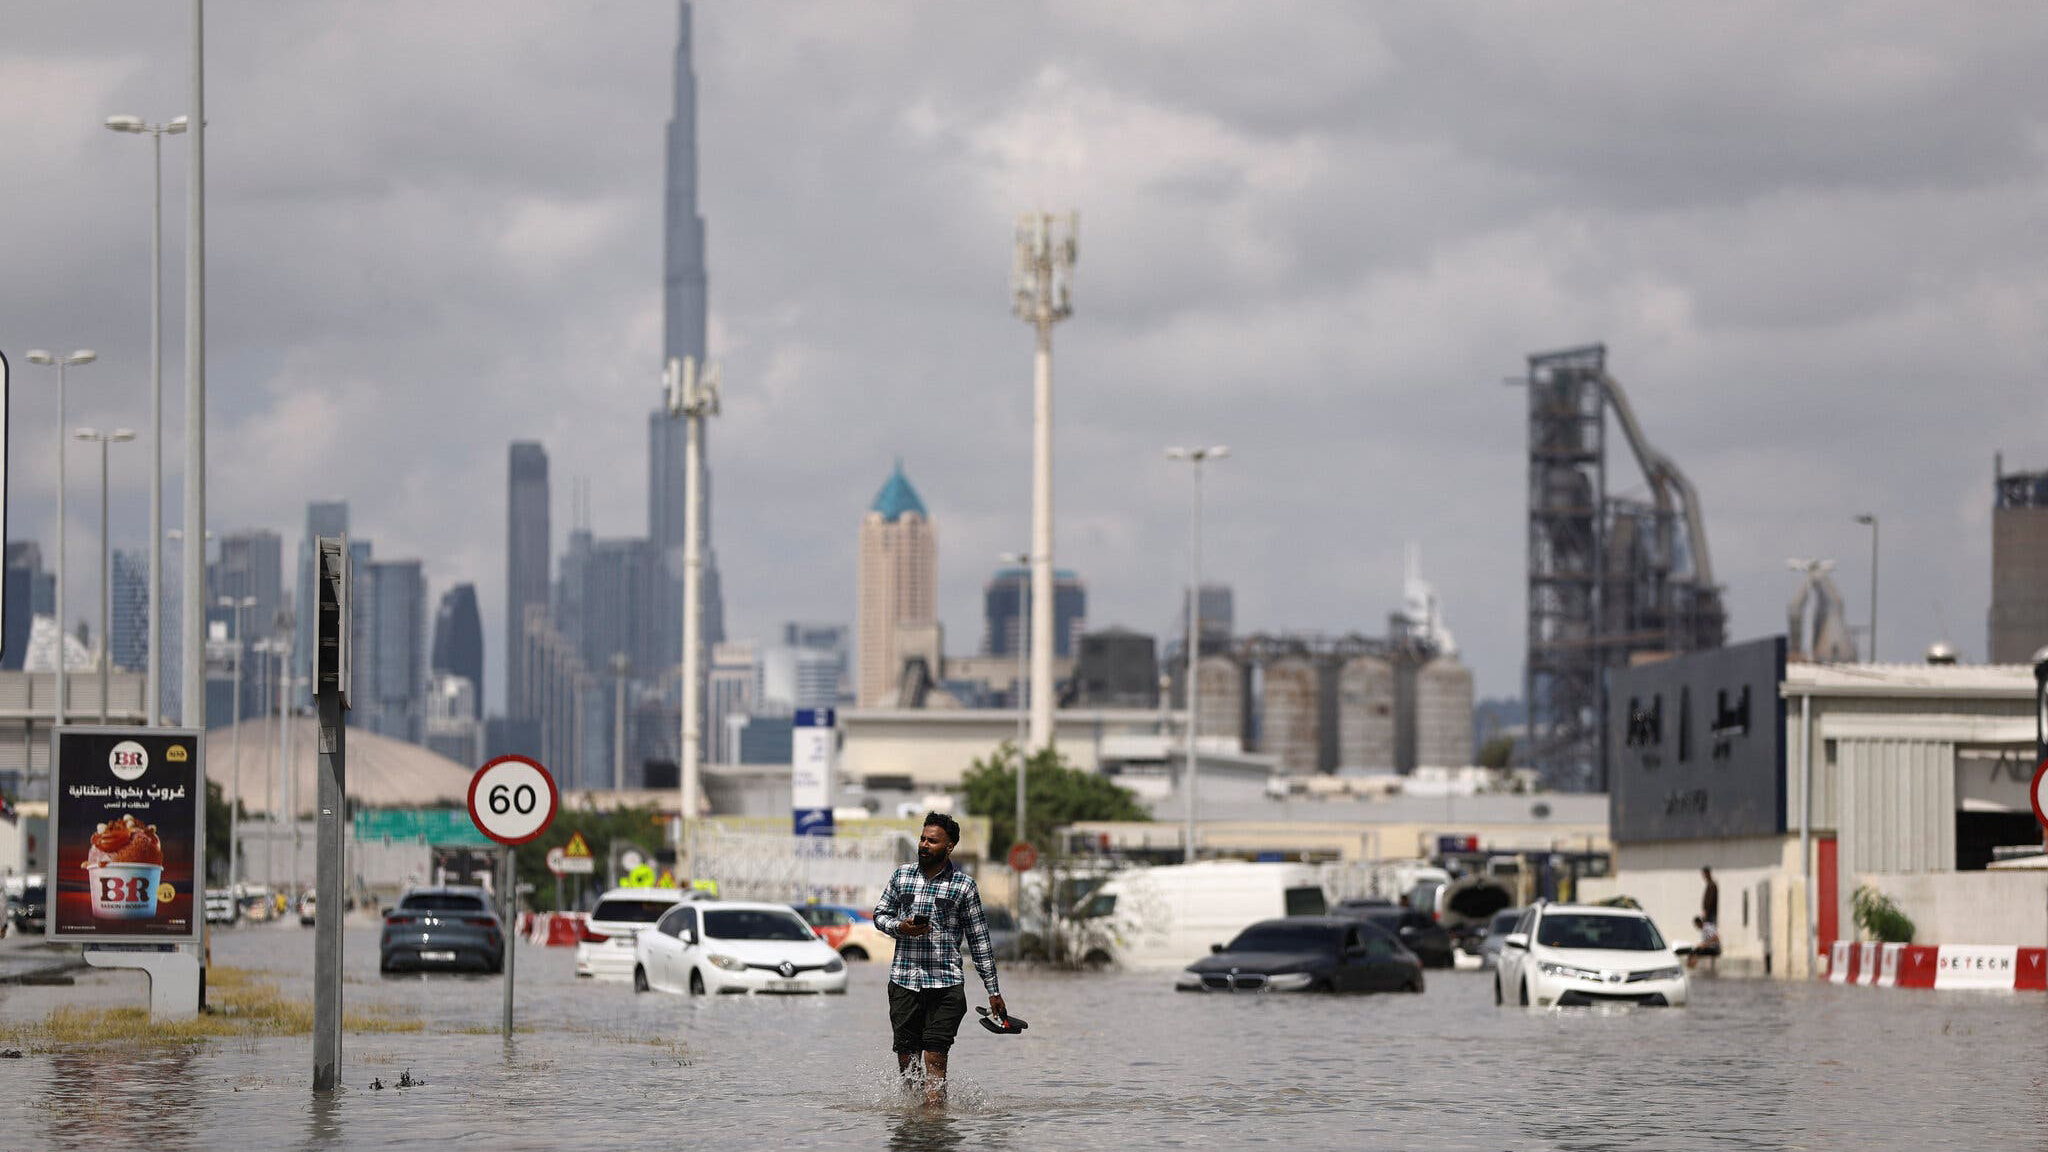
[105, 114, 187, 727]
[1854, 514, 1878, 662]
[221, 594, 255, 905]
[76, 429, 136, 722]
[26, 350, 97, 725]
[999, 551, 1030, 846]
[1166, 445, 1228, 864]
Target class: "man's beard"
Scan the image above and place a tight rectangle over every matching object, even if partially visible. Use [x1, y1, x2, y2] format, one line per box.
[918, 847, 942, 864]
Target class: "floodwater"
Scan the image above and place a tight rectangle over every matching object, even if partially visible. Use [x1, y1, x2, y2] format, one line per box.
[2, 922, 2045, 1151]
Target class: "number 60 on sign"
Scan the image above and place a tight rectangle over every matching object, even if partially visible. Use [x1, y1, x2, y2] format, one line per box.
[468, 755, 559, 845]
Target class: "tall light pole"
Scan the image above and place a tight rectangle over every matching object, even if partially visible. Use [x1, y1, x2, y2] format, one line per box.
[1167, 445, 1228, 864]
[182, 0, 209, 785]
[999, 550, 1031, 846]
[76, 429, 137, 721]
[611, 652, 631, 791]
[25, 350, 96, 724]
[664, 354, 719, 855]
[105, 113, 187, 727]
[1012, 212, 1076, 752]
[1854, 514, 1878, 663]
[221, 594, 255, 903]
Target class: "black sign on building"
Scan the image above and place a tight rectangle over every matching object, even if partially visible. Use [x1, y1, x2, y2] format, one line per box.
[1609, 636, 1787, 842]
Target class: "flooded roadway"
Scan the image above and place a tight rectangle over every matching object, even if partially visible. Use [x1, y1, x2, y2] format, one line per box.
[1, 921, 2044, 1151]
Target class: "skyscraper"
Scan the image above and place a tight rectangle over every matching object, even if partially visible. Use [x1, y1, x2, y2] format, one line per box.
[211, 530, 285, 721]
[4, 543, 55, 673]
[506, 442, 550, 720]
[362, 559, 428, 744]
[112, 549, 148, 673]
[431, 583, 484, 719]
[1990, 457, 2048, 663]
[295, 500, 349, 689]
[857, 462, 936, 706]
[652, 0, 726, 671]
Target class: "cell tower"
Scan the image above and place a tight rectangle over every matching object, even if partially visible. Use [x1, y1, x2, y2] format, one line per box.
[1523, 345, 1725, 791]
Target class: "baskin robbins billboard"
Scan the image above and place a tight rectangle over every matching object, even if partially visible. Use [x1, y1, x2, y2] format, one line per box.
[49, 727, 204, 943]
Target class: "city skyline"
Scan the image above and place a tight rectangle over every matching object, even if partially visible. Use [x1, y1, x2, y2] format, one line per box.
[5, 4, 2048, 713]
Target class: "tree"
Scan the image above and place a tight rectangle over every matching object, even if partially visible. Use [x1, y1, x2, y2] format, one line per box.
[204, 780, 233, 884]
[1477, 736, 1515, 770]
[511, 803, 670, 911]
[962, 744, 1150, 857]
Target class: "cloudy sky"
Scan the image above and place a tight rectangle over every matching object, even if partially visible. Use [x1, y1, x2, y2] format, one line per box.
[9, 2, 2048, 714]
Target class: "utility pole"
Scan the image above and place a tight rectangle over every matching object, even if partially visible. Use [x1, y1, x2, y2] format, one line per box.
[311, 536, 349, 1094]
[611, 653, 631, 791]
[181, 0, 208, 738]
[664, 354, 719, 866]
[1167, 446, 1227, 864]
[1011, 212, 1076, 752]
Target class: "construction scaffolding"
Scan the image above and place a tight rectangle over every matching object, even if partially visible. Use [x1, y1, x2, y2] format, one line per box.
[1523, 345, 1725, 792]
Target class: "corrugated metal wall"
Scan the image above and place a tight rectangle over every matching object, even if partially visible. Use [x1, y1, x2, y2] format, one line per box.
[1836, 738, 1954, 877]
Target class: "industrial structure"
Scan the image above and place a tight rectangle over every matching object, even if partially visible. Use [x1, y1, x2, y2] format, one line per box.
[1523, 345, 1726, 793]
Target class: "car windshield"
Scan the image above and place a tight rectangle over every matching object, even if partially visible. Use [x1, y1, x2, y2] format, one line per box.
[591, 898, 679, 924]
[704, 909, 817, 941]
[1536, 913, 1666, 951]
[1489, 910, 1523, 934]
[401, 892, 487, 912]
[1226, 923, 1340, 954]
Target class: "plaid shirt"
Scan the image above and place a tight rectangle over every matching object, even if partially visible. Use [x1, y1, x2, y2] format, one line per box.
[874, 860, 1001, 996]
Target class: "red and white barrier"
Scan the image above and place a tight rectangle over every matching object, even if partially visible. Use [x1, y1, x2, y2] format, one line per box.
[519, 911, 587, 946]
[1825, 941, 2046, 991]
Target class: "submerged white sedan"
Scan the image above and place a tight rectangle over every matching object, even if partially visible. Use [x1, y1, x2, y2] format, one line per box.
[1494, 903, 1689, 1008]
[633, 900, 848, 996]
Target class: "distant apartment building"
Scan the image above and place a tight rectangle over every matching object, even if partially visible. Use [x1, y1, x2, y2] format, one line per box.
[424, 672, 483, 767]
[4, 542, 55, 672]
[983, 566, 1086, 658]
[556, 531, 667, 678]
[708, 640, 758, 765]
[857, 462, 936, 706]
[519, 606, 591, 789]
[1990, 457, 2048, 663]
[361, 559, 428, 744]
[784, 621, 850, 703]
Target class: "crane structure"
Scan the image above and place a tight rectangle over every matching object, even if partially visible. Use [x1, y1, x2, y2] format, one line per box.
[1522, 345, 1726, 792]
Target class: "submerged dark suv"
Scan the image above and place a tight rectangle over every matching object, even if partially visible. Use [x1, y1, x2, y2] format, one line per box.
[380, 886, 504, 974]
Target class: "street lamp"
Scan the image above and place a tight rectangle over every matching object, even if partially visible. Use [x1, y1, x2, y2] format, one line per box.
[75, 428, 136, 722]
[1165, 445, 1228, 864]
[220, 594, 256, 901]
[1853, 514, 1878, 663]
[106, 113, 186, 727]
[999, 550, 1031, 849]
[26, 349, 96, 723]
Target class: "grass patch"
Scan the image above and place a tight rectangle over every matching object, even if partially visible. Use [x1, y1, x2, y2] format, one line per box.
[0, 966, 424, 1049]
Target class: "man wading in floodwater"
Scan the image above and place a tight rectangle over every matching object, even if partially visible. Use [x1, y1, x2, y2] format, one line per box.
[874, 812, 1007, 1106]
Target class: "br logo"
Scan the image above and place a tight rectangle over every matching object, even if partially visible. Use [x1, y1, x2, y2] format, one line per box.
[109, 740, 150, 782]
[100, 875, 151, 902]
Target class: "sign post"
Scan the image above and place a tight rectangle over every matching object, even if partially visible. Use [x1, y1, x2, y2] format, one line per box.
[468, 755, 558, 1039]
[50, 726, 204, 1018]
[792, 707, 836, 838]
[312, 536, 351, 1093]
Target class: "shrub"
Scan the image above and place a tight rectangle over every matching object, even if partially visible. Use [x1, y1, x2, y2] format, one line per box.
[1851, 885, 1915, 944]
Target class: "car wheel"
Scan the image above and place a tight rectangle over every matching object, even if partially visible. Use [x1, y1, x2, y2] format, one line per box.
[1408, 978, 1425, 994]
[1082, 949, 1112, 971]
[689, 969, 706, 996]
[633, 965, 650, 993]
[840, 945, 868, 961]
[1519, 978, 1530, 1007]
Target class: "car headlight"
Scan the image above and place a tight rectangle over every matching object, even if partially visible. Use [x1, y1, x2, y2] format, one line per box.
[1630, 966, 1683, 982]
[1175, 969, 1203, 989]
[1538, 961, 1606, 981]
[1264, 972, 1316, 991]
[824, 958, 844, 974]
[708, 953, 747, 971]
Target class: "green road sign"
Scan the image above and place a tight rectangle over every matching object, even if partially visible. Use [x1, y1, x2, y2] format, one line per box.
[352, 807, 494, 847]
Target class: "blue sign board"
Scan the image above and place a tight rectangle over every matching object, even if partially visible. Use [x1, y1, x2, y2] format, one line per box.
[792, 709, 836, 837]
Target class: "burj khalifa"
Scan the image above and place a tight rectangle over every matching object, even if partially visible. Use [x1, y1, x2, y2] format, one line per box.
[651, 0, 725, 666]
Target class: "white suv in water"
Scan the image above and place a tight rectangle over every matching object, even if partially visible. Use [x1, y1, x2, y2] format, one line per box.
[1494, 903, 1689, 1008]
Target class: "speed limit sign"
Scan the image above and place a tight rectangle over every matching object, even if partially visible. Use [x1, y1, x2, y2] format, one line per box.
[468, 755, 559, 845]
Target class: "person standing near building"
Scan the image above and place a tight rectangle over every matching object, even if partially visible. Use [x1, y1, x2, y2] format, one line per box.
[874, 812, 1007, 1107]
[1700, 866, 1719, 926]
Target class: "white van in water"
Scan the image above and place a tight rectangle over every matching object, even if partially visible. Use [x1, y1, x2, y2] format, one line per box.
[1068, 862, 1328, 969]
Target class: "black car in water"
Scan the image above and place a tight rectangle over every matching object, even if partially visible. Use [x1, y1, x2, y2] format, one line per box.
[1330, 901, 1456, 969]
[1175, 917, 1424, 994]
[380, 886, 504, 974]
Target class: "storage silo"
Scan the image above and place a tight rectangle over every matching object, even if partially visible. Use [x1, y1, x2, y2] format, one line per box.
[1260, 655, 1320, 773]
[1193, 654, 1245, 745]
[1415, 656, 1475, 767]
[1338, 654, 1396, 770]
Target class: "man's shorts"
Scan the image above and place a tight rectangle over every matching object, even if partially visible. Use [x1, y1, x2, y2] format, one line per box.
[888, 982, 968, 1055]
